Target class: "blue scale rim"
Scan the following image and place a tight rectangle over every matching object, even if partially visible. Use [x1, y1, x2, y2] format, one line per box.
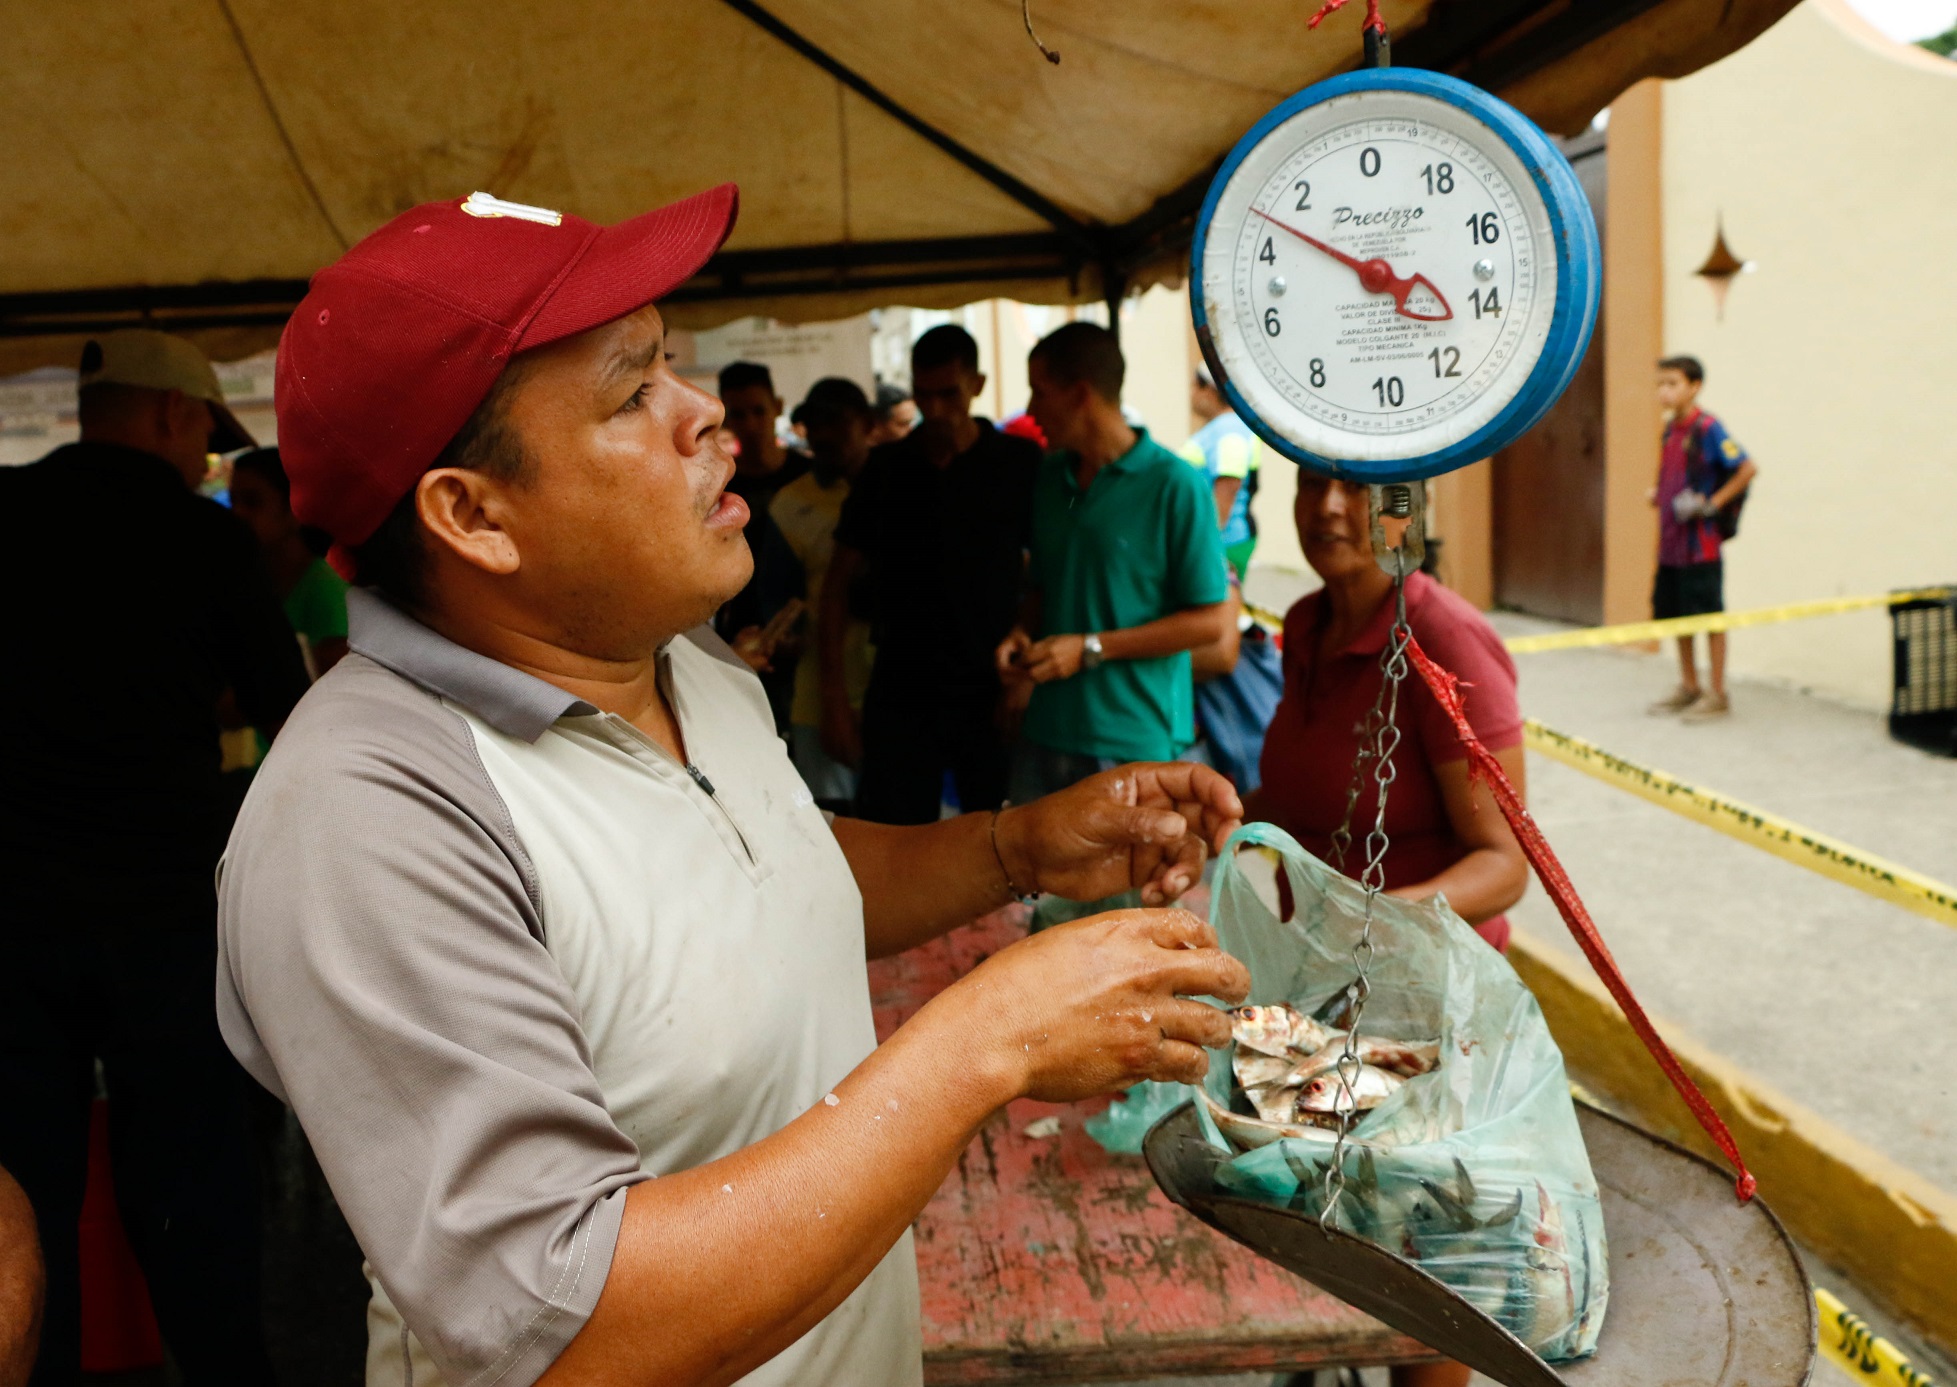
[1189, 67, 1602, 484]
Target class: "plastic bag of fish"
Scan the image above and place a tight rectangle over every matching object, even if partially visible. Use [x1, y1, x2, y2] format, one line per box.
[1190, 823, 1609, 1362]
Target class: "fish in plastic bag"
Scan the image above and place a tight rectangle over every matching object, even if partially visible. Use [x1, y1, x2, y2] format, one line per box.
[1196, 824, 1610, 1361]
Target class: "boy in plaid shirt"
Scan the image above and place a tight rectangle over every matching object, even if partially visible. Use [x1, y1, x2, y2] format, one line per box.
[1648, 355, 1758, 721]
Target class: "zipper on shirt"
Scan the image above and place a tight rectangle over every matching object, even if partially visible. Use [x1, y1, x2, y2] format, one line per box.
[683, 759, 757, 866]
[635, 650, 761, 871]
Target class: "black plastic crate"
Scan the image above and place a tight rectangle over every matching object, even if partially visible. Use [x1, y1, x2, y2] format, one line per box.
[1891, 589, 1957, 756]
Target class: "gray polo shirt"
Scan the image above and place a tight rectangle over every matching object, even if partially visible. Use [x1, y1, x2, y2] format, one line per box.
[217, 589, 921, 1387]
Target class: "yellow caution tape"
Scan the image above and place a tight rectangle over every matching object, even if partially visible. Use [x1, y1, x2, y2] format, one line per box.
[1817, 1287, 1939, 1387]
[1244, 599, 1288, 632]
[1502, 588, 1953, 654]
[1246, 587, 1951, 653]
[1523, 720, 1957, 932]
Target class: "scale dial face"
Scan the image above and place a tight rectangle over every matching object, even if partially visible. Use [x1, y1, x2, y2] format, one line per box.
[1197, 84, 1564, 473]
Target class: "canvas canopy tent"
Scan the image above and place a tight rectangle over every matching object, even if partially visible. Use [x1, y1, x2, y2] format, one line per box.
[0, 0, 1798, 374]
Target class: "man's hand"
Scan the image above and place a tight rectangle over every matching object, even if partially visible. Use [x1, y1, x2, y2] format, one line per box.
[731, 599, 806, 674]
[1021, 633, 1086, 683]
[925, 908, 1250, 1099]
[996, 762, 1243, 905]
[539, 908, 1248, 1387]
[730, 627, 775, 672]
[994, 627, 1034, 687]
[1670, 489, 1712, 523]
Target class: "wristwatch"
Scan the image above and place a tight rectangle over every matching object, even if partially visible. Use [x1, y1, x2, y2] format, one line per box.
[1081, 633, 1105, 671]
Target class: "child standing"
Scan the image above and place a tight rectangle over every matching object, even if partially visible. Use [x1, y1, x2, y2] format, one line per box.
[1648, 355, 1758, 720]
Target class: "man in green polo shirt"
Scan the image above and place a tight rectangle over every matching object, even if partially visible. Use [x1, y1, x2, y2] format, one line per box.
[997, 322, 1232, 805]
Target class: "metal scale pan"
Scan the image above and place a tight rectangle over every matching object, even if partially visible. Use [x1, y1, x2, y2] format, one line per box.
[1144, 1100, 1816, 1387]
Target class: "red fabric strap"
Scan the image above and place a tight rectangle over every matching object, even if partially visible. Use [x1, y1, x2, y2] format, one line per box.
[1308, 0, 1387, 35]
[1404, 634, 1757, 1203]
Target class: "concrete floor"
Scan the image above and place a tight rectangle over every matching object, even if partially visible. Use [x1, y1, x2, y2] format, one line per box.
[1489, 609, 1957, 1196]
[1241, 567, 1957, 1374]
[1096, 1236, 1957, 1387]
[1244, 568, 1957, 1197]
[1098, 592, 1957, 1384]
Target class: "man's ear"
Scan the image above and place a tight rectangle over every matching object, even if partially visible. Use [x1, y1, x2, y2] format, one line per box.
[416, 468, 521, 577]
[969, 371, 988, 400]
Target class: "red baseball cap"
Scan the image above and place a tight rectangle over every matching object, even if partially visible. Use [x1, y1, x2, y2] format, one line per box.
[276, 185, 739, 571]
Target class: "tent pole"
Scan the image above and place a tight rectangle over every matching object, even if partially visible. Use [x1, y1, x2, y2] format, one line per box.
[718, 0, 1094, 250]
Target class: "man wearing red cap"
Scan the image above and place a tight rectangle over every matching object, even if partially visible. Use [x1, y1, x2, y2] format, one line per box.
[216, 187, 1252, 1387]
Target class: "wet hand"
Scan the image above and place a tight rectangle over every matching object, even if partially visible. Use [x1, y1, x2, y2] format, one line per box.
[997, 762, 1244, 905]
[938, 908, 1250, 1101]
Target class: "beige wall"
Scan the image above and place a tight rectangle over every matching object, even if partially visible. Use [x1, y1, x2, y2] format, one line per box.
[1603, 82, 1666, 628]
[1431, 462, 1494, 608]
[1658, 0, 1957, 706]
[1117, 285, 1196, 449]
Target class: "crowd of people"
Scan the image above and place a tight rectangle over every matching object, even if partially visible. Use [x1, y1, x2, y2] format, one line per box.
[709, 323, 1278, 843]
[1, 183, 1743, 1387]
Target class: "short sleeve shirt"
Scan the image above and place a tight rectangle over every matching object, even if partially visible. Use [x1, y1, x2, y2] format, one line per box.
[1656, 409, 1748, 567]
[833, 420, 1040, 679]
[1022, 429, 1230, 762]
[1256, 571, 1523, 892]
[217, 590, 920, 1387]
[1176, 411, 1261, 547]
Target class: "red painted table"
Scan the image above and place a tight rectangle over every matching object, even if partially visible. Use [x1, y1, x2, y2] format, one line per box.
[869, 906, 1436, 1384]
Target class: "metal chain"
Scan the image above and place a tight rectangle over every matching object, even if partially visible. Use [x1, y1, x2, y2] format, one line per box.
[1321, 555, 1414, 1231]
[1327, 651, 1393, 871]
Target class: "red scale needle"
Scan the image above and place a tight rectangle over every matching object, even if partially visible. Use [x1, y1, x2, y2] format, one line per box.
[1252, 206, 1452, 322]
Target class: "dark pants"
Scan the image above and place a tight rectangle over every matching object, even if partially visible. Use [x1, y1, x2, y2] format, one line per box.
[1652, 559, 1724, 619]
[0, 890, 273, 1386]
[856, 670, 1011, 825]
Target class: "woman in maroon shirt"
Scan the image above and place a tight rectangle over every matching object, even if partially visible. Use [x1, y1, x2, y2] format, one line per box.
[1248, 473, 1529, 944]
[1247, 474, 1530, 1387]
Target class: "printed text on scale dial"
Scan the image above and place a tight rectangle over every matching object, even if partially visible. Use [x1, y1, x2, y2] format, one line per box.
[1216, 110, 1552, 447]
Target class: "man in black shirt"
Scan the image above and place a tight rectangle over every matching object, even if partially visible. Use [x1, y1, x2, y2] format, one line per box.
[0, 331, 305, 1385]
[823, 326, 1040, 824]
[713, 360, 810, 732]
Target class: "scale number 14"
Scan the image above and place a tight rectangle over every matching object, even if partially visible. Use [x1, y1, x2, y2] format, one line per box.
[1470, 286, 1502, 318]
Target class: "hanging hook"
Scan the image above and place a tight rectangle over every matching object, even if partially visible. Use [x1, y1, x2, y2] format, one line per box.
[1308, 0, 1391, 66]
[1022, 0, 1061, 64]
[1369, 483, 1425, 577]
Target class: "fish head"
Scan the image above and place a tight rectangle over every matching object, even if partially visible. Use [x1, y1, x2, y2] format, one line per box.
[1230, 1004, 1308, 1057]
